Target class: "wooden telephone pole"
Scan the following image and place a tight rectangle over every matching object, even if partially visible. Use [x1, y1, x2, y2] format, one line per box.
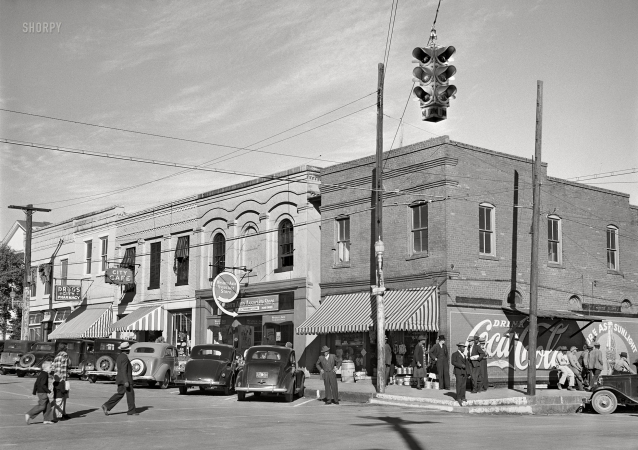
[527, 81, 543, 395]
[7, 204, 51, 339]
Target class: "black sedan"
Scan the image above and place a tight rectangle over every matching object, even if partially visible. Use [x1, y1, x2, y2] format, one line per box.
[234, 345, 305, 402]
[178, 344, 239, 395]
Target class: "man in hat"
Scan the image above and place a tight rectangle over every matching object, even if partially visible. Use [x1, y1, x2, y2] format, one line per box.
[613, 352, 636, 374]
[467, 336, 485, 393]
[451, 342, 468, 406]
[579, 343, 591, 388]
[478, 337, 489, 391]
[567, 346, 584, 390]
[384, 336, 394, 386]
[587, 341, 604, 389]
[556, 346, 575, 390]
[411, 335, 428, 390]
[428, 335, 449, 390]
[316, 345, 341, 404]
[102, 342, 137, 416]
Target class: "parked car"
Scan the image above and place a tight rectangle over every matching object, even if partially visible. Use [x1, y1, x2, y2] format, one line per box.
[52, 339, 94, 377]
[234, 345, 305, 402]
[178, 344, 239, 395]
[15, 341, 57, 376]
[589, 373, 638, 414]
[80, 338, 136, 382]
[128, 342, 179, 389]
[1, 340, 36, 375]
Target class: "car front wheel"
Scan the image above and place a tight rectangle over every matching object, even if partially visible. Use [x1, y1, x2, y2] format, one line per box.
[592, 390, 618, 414]
[160, 371, 170, 389]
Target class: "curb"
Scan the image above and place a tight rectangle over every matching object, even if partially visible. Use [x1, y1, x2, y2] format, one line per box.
[370, 398, 454, 412]
[303, 387, 373, 404]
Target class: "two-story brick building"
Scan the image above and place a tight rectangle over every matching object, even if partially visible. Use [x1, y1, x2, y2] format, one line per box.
[298, 136, 638, 385]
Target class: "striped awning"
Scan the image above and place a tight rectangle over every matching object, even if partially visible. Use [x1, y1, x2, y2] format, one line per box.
[110, 306, 168, 332]
[48, 303, 113, 339]
[296, 287, 438, 335]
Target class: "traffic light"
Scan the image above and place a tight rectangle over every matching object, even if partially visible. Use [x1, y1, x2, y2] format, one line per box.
[412, 45, 456, 122]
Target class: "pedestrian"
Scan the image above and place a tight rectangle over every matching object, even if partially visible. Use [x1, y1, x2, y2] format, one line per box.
[579, 344, 591, 388]
[51, 374, 68, 421]
[467, 336, 485, 393]
[25, 361, 55, 425]
[588, 341, 604, 389]
[567, 346, 584, 390]
[316, 345, 341, 405]
[428, 335, 450, 390]
[51, 343, 71, 420]
[613, 352, 636, 374]
[451, 342, 468, 406]
[102, 342, 137, 416]
[556, 346, 575, 390]
[411, 335, 428, 390]
[478, 337, 489, 391]
[384, 336, 394, 386]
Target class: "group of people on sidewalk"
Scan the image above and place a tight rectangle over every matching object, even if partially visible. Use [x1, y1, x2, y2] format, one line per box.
[25, 342, 137, 425]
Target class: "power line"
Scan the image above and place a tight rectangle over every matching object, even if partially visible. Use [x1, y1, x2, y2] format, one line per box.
[567, 167, 638, 182]
[382, 0, 399, 73]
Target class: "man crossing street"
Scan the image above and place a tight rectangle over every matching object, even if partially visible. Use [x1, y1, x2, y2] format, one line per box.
[102, 342, 137, 416]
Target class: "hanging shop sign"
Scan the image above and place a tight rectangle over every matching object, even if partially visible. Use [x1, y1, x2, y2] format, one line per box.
[212, 272, 240, 317]
[54, 285, 81, 301]
[105, 268, 134, 285]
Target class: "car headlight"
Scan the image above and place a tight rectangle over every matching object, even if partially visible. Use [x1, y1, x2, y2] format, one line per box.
[221, 373, 226, 378]
[236, 381, 241, 387]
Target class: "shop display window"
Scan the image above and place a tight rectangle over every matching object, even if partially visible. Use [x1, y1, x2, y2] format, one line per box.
[334, 332, 366, 371]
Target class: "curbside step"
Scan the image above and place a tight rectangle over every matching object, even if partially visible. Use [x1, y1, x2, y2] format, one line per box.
[375, 393, 528, 407]
[370, 398, 454, 412]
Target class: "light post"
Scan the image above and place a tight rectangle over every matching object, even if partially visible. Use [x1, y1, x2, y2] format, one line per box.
[373, 239, 386, 393]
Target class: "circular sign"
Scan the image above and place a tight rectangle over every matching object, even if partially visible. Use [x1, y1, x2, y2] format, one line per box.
[212, 272, 240, 304]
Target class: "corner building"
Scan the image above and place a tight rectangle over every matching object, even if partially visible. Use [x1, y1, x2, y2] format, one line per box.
[300, 136, 638, 386]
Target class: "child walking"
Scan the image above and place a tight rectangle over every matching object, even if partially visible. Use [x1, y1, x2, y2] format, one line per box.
[25, 362, 55, 425]
[51, 374, 68, 421]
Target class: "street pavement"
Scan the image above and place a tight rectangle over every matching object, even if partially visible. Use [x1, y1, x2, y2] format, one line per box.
[1, 375, 636, 450]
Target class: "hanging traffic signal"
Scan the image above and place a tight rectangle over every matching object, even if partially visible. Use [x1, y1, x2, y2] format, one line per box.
[412, 45, 456, 122]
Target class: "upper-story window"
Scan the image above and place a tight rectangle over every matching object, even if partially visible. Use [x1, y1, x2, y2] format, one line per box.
[85, 240, 93, 274]
[336, 217, 350, 263]
[411, 203, 428, 254]
[241, 226, 258, 270]
[278, 219, 294, 271]
[211, 233, 226, 280]
[607, 225, 618, 271]
[547, 215, 562, 264]
[174, 236, 190, 285]
[479, 203, 494, 255]
[100, 237, 109, 272]
[60, 259, 68, 286]
[30, 267, 37, 296]
[149, 242, 161, 289]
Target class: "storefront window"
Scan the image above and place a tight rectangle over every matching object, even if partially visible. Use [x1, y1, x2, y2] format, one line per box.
[173, 309, 192, 356]
[334, 333, 365, 371]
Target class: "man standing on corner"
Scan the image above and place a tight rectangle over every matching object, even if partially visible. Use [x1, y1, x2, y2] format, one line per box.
[316, 345, 341, 405]
[467, 336, 485, 393]
[52, 343, 71, 420]
[478, 337, 489, 391]
[451, 342, 468, 406]
[428, 335, 450, 390]
[102, 342, 137, 416]
[587, 341, 604, 389]
[411, 336, 428, 390]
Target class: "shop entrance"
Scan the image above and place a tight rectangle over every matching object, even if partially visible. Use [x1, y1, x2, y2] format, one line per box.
[263, 322, 294, 346]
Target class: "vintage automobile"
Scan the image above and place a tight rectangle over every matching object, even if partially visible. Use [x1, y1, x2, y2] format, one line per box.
[128, 342, 179, 389]
[56, 339, 95, 377]
[15, 341, 57, 376]
[234, 345, 305, 402]
[178, 344, 239, 395]
[589, 372, 638, 414]
[80, 338, 136, 382]
[0, 340, 36, 375]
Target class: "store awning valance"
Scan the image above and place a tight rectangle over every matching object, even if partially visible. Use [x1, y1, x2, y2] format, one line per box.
[48, 303, 113, 339]
[110, 306, 169, 332]
[296, 287, 439, 335]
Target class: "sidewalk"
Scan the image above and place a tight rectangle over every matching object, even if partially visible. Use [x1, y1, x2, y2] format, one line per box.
[303, 377, 589, 415]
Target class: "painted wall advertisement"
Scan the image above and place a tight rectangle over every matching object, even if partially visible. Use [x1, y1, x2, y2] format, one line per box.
[450, 307, 638, 382]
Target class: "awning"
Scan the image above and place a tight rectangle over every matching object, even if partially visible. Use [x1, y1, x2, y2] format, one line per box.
[120, 247, 136, 269]
[110, 306, 169, 332]
[501, 307, 604, 322]
[296, 287, 438, 335]
[48, 303, 113, 339]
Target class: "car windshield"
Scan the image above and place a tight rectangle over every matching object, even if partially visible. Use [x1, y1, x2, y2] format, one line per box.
[34, 344, 54, 352]
[62, 342, 77, 351]
[250, 350, 283, 361]
[192, 347, 232, 361]
[99, 343, 116, 351]
[7, 343, 24, 350]
[134, 347, 156, 354]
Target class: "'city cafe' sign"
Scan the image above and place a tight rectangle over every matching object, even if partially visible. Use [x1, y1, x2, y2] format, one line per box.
[452, 310, 637, 375]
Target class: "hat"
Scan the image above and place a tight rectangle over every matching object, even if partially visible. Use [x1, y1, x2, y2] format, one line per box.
[456, 342, 467, 347]
[438, 335, 446, 341]
[473, 336, 480, 342]
[418, 335, 428, 341]
[479, 337, 486, 343]
[320, 345, 330, 353]
[119, 341, 131, 350]
[570, 346, 577, 351]
[620, 352, 628, 358]
[467, 335, 475, 341]
[593, 341, 601, 347]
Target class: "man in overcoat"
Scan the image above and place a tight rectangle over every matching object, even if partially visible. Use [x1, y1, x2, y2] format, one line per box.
[316, 345, 341, 404]
[428, 335, 450, 390]
[411, 335, 428, 390]
[587, 341, 604, 389]
[102, 342, 137, 416]
[478, 337, 489, 391]
[467, 336, 485, 393]
[451, 342, 468, 406]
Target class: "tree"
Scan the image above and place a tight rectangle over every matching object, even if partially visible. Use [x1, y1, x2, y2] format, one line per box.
[0, 243, 24, 339]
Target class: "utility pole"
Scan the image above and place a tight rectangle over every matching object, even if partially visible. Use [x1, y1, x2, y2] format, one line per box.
[373, 63, 387, 393]
[8, 204, 51, 339]
[43, 239, 64, 341]
[527, 81, 543, 396]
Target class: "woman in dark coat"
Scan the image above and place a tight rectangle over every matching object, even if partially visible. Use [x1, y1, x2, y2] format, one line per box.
[411, 336, 428, 390]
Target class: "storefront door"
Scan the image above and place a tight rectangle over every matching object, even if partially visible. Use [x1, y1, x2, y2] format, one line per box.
[263, 322, 293, 346]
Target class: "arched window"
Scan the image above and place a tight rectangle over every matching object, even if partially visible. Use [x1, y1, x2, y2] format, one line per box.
[278, 219, 294, 271]
[568, 295, 582, 309]
[621, 299, 632, 312]
[606, 225, 619, 271]
[507, 290, 522, 305]
[241, 226, 258, 270]
[211, 233, 226, 280]
[547, 215, 562, 264]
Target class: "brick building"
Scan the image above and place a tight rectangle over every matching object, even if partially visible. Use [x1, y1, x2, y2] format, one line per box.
[298, 136, 638, 385]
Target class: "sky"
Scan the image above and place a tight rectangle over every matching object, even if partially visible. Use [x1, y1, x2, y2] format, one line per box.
[1, 0, 637, 236]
